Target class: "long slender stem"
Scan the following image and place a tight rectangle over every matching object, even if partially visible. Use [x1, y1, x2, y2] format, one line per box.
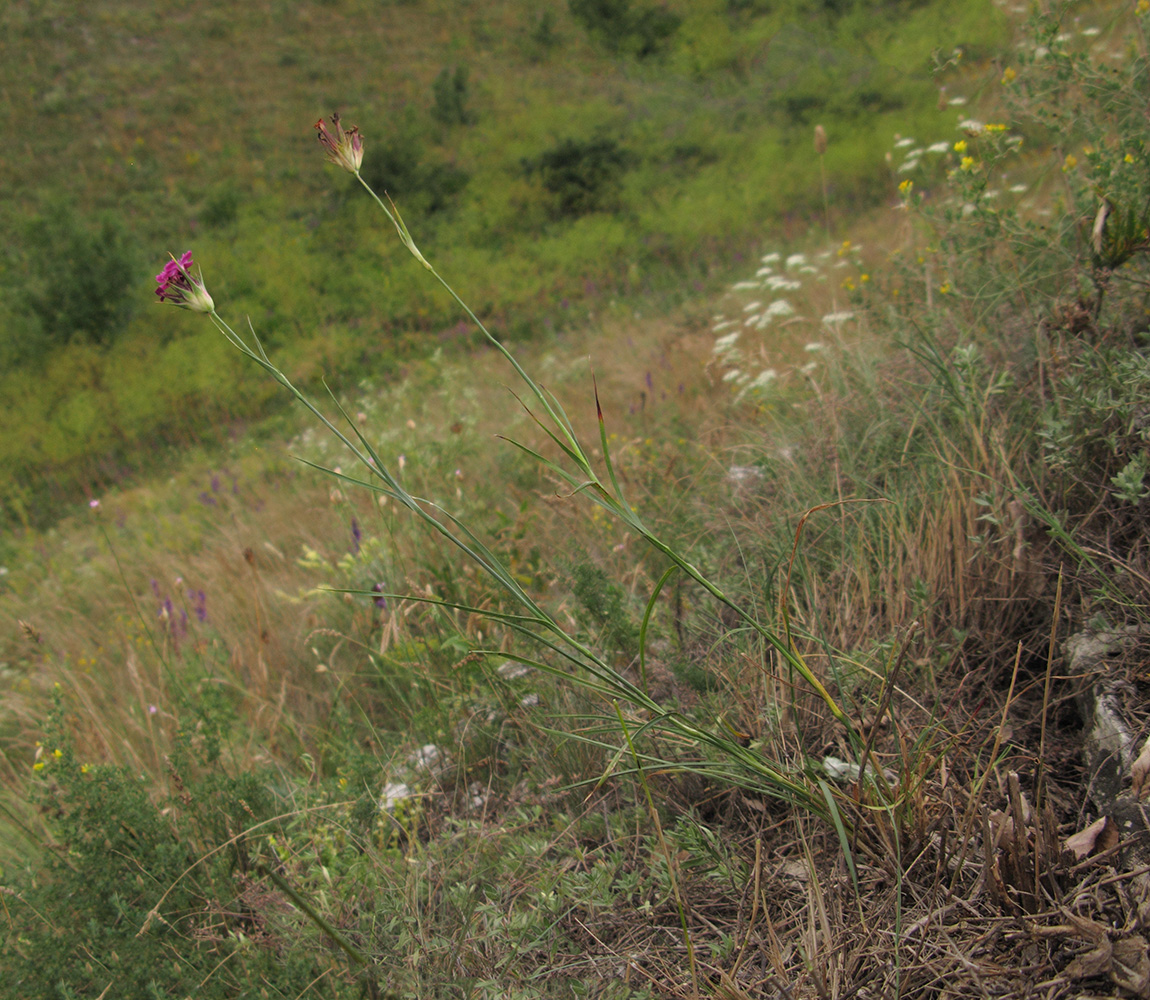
[193, 160, 861, 829]
[349, 170, 857, 740]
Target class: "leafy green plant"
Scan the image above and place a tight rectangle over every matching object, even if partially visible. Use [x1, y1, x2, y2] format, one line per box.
[569, 0, 681, 58]
[571, 562, 641, 661]
[522, 137, 632, 217]
[200, 183, 241, 228]
[528, 8, 561, 54]
[19, 204, 136, 351]
[431, 64, 477, 126]
[4, 698, 364, 999]
[358, 124, 471, 216]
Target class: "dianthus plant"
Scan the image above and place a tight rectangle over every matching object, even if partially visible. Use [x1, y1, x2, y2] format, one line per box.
[157, 114, 869, 828]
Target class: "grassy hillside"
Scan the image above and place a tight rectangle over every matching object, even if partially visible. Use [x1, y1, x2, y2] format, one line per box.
[0, 0, 1006, 532]
[6, 0, 1150, 997]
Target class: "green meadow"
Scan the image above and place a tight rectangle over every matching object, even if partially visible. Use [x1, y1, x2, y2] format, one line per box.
[5, 0, 1150, 997]
[0, 0, 1001, 530]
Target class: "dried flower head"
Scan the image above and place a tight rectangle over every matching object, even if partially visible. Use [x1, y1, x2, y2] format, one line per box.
[315, 113, 363, 174]
[155, 251, 214, 313]
[814, 124, 828, 156]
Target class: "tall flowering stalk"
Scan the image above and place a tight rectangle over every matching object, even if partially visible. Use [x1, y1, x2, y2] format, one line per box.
[158, 115, 868, 829]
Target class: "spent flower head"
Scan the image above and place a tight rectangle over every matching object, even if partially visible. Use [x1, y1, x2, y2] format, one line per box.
[155, 251, 214, 313]
[315, 113, 363, 174]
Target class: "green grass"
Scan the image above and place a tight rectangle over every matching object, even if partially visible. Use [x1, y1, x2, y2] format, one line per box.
[0, 0, 1009, 530]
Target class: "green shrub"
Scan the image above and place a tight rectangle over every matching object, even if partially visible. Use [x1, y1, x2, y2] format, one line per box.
[523, 136, 632, 217]
[528, 8, 561, 53]
[358, 120, 470, 215]
[19, 204, 136, 350]
[5, 709, 362, 999]
[571, 562, 641, 660]
[431, 64, 477, 126]
[200, 183, 241, 228]
[568, 0, 681, 58]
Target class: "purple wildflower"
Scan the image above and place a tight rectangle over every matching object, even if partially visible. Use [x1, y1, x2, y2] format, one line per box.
[350, 517, 362, 555]
[191, 589, 208, 623]
[155, 251, 214, 313]
[372, 582, 387, 609]
[315, 113, 363, 174]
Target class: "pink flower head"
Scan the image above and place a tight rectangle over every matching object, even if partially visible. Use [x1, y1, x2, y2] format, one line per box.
[315, 113, 363, 174]
[155, 251, 214, 313]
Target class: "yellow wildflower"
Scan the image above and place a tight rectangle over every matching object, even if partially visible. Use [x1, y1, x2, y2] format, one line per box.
[81, 763, 92, 774]
[1139, 0, 1150, 15]
[1063, 153, 1078, 171]
[899, 179, 914, 195]
[954, 140, 968, 153]
[1001, 67, 1016, 84]
[939, 283, 952, 295]
[1125, 153, 1135, 164]
[960, 156, 976, 172]
[984, 123, 1007, 133]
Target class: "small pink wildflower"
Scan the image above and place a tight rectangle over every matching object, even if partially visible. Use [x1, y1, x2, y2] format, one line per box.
[315, 113, 363, 174]
[155, 251, 214, 313]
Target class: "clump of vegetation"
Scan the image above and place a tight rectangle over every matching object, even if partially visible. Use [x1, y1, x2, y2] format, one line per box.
[358, 118, 471, 216]
[569, 0, 681, 58]
[571, 562, 641, 661]
[431, 64, 477, 127]
[523, 136, 632, 217]
[20, 204, 136, 353]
